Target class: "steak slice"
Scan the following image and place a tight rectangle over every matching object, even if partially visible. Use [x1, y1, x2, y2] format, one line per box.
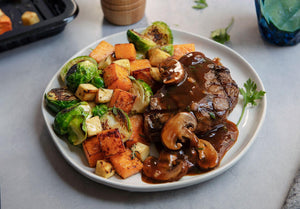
[144, 52, 239, 141]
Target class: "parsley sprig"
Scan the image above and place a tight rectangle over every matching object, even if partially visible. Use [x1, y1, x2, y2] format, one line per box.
[237, 78, 266, 126]
[211, 18, 234, 44]
[193, 0, 208, 9]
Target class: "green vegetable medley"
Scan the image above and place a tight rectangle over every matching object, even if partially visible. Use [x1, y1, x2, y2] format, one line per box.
[45, 21, 174, 146]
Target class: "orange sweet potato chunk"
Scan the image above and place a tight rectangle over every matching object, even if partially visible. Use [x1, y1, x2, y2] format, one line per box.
[82, 136, 105, 167]
[125, 114, 148, 148]
[173, 44, 195, 60]
[0, 10, 12, 35]
[130, 59, 151, 73]
[89, 40, 114, 63]
[109, 89, 136, 114]
[131, 68, 158, 90]
[103, 63, 132, 91]
[98, 129, 125, 157]
[109, 149, 143, 179]
[115, 43, 136, 61]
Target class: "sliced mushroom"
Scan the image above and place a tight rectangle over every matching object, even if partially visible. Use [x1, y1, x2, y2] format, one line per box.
[159, 58, 186, 85]
[161, 112, 219, 170]
[161, 112, 198, 150]
[196, 139, 219, 169]
[142, 151, 189, 182]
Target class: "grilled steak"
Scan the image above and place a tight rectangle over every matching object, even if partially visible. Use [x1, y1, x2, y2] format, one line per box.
[144, 52, 239, 141]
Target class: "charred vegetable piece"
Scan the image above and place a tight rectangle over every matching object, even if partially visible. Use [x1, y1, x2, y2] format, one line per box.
[127, 29, 157, 53]
[53, 102, 91, 136]
[99, 107, 132, 142]
[92, 104, 108, 117]
[67, 115, 87, 145]
[60, 56, 97, 82]
[129, 79, 153, 113]
[45, 88, 80, 113]
[65, 60, 98, 92]
[142, 21, 173, 46]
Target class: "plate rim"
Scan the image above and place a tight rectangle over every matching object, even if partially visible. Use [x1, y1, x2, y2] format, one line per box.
[41, 28, 267, 192]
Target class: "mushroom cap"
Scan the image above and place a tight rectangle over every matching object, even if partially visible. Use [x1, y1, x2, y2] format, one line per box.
[161, 112, 198, 150]
[159, 58, 186, 85]
[196, 139, 219, 169]
[142, 151, 189, 182]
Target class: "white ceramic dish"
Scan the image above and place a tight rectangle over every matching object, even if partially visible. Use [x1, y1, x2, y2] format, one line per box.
[42, 29, 267, 192]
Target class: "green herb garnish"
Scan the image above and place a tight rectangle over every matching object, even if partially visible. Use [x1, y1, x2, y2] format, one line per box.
[211, 18, 234, 44]
[129, 75, 136, 80]
[131, 144, 137, 160]
[193, 0, 208, 9]
[209, 112, 216, 119]
[237, 78, 266, 126]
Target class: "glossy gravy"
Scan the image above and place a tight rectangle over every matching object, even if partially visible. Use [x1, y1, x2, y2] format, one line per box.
[142, 52, 239, 183]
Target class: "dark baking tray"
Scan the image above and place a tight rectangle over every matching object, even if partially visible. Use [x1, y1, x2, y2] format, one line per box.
[0, 0, 78, 52]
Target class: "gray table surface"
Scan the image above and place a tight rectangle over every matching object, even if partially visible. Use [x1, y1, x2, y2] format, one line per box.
[1, 0, 300, 208]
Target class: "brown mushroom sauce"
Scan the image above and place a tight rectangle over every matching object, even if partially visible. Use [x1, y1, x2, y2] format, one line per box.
[142, 120, 238, 183]
[142, 52, 239, 184]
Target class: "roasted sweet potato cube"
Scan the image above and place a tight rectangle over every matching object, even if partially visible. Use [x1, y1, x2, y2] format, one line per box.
[115, 43, 136, 61]
[109, 89, 136, 114]
[131, 68, 157, 90]
[103, 63, 132, 91]
[0, 9, 12, 35]
[172, 44, 195, 60]
[89, 40, 114, 63]
[98, 129, 125, 157]
[82, 136, 105, 167]
[130, 59, 152, 73]
[126, 114, 148, 148]
[109, 149, 143, 179]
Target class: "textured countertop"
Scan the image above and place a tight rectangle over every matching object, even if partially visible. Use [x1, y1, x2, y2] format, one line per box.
[0, 0, 299, 209]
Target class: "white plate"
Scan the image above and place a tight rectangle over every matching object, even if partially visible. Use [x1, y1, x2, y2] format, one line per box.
[42, 29, 267, 192]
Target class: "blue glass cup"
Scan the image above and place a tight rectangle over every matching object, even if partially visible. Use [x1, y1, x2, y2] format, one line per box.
[255, 0, 300, 46]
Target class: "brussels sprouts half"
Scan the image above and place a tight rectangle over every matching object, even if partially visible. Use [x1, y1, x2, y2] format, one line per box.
[60, 56, 97, 83]
[90, 74, 105, 88]
[53, 102, 91, 136]
[67, 115, 87, 145]
[127, 29, 157, 53]
[142, 21, 174, 46]
[129, 79, 153, 114]
[65, 60, 98, 92]
[45, 88, 80, 114]
[100, 107, 132, 142]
